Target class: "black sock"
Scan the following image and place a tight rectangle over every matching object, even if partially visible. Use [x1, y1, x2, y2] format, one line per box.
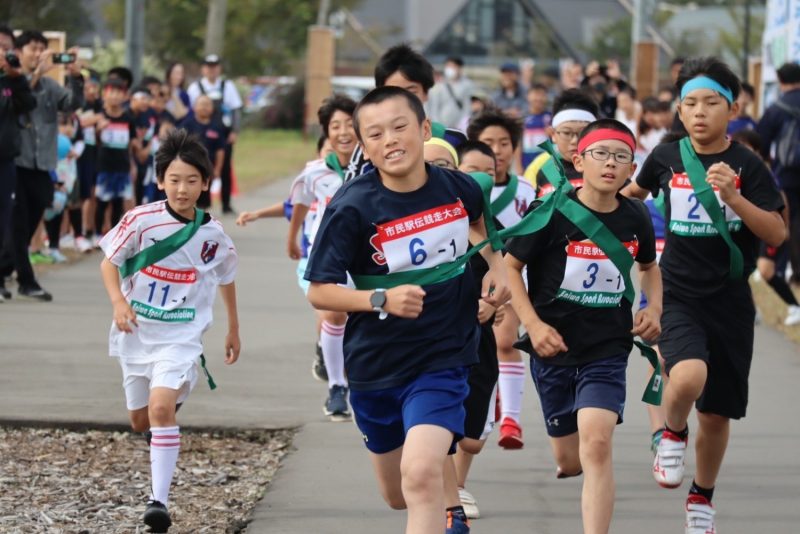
[768, 275, 800, 306]
[446, 505, 467, 522]
[665, 423, 689, 440]
[690, 480, 714, 502]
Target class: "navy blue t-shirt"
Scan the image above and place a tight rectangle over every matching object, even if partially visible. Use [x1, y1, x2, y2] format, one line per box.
[305, 164, 484, 391]
[181, 116, 226, 162]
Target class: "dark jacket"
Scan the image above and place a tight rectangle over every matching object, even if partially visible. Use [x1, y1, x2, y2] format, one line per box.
[756, 88, 800, 188]
[0, 73, 37, 160]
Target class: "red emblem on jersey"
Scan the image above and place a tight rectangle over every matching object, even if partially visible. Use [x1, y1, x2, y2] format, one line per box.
[368, 233, 386, 265]
[201, 240, 219, 264]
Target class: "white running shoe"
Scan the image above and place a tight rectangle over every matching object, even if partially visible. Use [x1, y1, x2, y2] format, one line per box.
[91, 234, 103, 249]
[653, 429, 687, 488]
[458, 487, 480, 519]
[46, 248, 68, 263]
[75, 236, 93, 253]
[685, 494, 716, 533]
[785, 305, 800, 326]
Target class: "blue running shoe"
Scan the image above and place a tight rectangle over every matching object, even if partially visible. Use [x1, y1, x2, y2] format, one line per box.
[323, 385, 351, 421]
[446, 510, 470, 534]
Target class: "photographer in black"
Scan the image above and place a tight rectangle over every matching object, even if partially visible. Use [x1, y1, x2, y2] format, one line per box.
[0, 30, 83, 301]
[0, 26, 36, 303]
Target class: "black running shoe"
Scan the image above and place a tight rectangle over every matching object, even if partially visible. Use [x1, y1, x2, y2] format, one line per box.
[323, 385, 351, 422]
[0, 284, 11, 300]
[18, 285, 53, 302]
[312, 342, 328, 382]
[143, 499, 171, 532]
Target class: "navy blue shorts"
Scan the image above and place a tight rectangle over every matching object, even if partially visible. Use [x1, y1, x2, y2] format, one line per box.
[95, 171, 132, 202]
[530, 354, 627, 438]
[349, 367, 469, 455]
[77, 152, 96, 200]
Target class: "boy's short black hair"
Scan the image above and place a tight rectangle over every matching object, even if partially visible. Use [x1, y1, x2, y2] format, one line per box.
[457, 140, 496, 165]
[446, 56, 464, 67]
[353, 86, 426, 143]
[732, 129, 762, 154]
[0, 26, 14, 42]
[15, 30, 47, 48]
[777, 62, 800, 84]
[676, 57, 741, 104]
[740, 82, 755, 98]
[552, 88, 599, 117]
[374, 43, 435, 94]
[317, 94, 357, 137]
[577, 118, 636, 153]
[140, 75, 162, 88]
[671, 57, 686, 68]
[528, 82, 547, 93]
[659, 131, 687, 145]
[467, 107, 523, 150]
[316, 134, 328, 153]
[108, 66, 134, 91]
[155, 129, 213, 183]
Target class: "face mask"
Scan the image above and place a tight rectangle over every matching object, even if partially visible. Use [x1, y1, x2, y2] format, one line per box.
[444, 66, 458, 81]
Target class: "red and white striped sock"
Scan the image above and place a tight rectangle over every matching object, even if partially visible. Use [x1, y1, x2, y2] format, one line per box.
[321, 321, 347, 388]
[498, 362, 526, 423]
[150, 426, 180, 506]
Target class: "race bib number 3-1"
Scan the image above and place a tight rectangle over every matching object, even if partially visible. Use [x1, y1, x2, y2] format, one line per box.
[669, 172, 742, 236]
[376, 200, 469, 273]
[557, 239, 638, 307]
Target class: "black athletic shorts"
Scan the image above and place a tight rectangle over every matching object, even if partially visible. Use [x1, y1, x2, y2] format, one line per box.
[658, 282, 755, 419]
[463, 322, 499, 440]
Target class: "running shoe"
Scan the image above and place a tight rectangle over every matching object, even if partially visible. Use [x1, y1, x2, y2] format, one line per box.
[59, 234, 75, 249]
[458, 488, 480, 519]
[446, 510, 470, 534]
[18, 285, 53, 302]
[311, 342, 328, 382]
[143, 499, 171, 533]
[651, 427, 665, 456]
[29, 251, 54, 265]
[46, 248, 68, 263]
[556, 467, 583, 479]
[91, 234, 103, 249]
[685, 494, 716, 533]
[498, 417, 523, 449]
[75, 236, 93, 253]
[653, 428, 688, 488]
[785, 305, 800, 326]
[323, 385, 351, 421]
[0, 284, 10, 300]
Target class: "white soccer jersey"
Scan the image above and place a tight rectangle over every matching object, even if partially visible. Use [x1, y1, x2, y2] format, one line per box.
[491, 177, 538, 229]
[290, 159, 343, 246]
[100, 201, 238, 364]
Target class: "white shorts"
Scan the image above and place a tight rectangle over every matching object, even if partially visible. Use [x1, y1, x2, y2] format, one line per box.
[119, 358, 200, 410]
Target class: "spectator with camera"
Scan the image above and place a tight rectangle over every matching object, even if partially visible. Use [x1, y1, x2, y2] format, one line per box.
[0, 29, 83, 302]
[0, 26, 37, 303]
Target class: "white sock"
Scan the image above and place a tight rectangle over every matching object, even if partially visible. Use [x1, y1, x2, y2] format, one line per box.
[150, 426, 180, 507]
[498, 362, 526, 422]
[321, 321, 347, 388]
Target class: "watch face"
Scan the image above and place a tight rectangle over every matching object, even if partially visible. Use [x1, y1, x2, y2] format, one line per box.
[370, 290, 386, 309]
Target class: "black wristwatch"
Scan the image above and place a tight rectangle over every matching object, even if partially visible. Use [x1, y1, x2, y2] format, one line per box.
[370, 289, 388, 319]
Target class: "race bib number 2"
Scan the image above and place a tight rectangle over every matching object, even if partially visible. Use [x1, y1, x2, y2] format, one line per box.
[376, 200, 469, 273]
[669, 172, 742, 237]
[557, 240, 638, 308]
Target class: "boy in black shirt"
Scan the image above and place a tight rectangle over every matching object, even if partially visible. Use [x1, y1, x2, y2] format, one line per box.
[182, 95, 225, 209]
[305, 86, 509, 534]
[624, 57, 785, 534]
[506, 119, 661, 534]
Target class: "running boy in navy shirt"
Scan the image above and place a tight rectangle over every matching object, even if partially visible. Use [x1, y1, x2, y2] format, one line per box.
[305, 86, 509, 534]
[624, 57, 785, 534]
[506, 119, 662, 534]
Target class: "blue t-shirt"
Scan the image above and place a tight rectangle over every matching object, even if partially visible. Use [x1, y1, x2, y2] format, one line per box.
[727, 115, 757, 135]
[522, 111, 552, 169]
[305, 165, 484, 391]
[181, 116, 226, 162]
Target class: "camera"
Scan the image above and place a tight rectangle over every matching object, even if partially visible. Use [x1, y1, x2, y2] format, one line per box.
[4, 51, 20, 69]
[52, 53, 76, 65]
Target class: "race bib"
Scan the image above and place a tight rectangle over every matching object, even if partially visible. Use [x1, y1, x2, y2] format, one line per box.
[557, 239, 638, 308]
[376, 200, 469, 273]
[84, 126, 96, 146]
[669, 172, 742, 237]
[129, 264, 197, 322]
[523, 129, 548, 152]
[538, 178, 584, 198]
[100, 123, 131, 150]
[655, 238, 665, 263]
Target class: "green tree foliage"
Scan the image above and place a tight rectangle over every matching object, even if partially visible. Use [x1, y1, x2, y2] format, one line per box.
[1, 0, 93, 39]
[104, 0, 362, 76]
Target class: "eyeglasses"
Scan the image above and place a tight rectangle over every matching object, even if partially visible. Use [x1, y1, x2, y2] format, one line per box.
[426, 159, 455, 169]
[554, 129, 582, 140]
[582, 148, 634, 164]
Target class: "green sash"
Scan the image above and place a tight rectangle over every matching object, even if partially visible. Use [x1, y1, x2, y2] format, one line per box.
[678, 137, 744, 279]
[491, 173, 519, 214]
[325, 152, 346, 179]
[540, 156, 571, 191]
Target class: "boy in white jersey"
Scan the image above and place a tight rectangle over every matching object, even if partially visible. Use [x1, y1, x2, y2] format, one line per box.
[99, 129, 240, 533]
[288, 95, 357, 420]
[467, 107, 537, 449]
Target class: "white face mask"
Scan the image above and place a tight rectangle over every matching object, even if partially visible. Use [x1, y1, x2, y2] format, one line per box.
[444, 66, 458, 81]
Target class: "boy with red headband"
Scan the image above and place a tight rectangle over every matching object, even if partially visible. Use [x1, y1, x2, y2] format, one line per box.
[505, 118, 662, 534]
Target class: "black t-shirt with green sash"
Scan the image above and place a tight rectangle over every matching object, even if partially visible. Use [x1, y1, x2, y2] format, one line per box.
[636, 139, 784, 298]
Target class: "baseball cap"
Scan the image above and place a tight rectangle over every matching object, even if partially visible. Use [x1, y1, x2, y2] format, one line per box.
[500, 62, 520, 73]
[203, 54, 221, 65]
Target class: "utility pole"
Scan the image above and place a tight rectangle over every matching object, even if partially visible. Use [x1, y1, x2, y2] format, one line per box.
[124, 0, 145, 83]
[631, 0, 658, 98]
[304, 1, 335, 135]
[742, 0, 752, 81]
[205, 0, 228, 56]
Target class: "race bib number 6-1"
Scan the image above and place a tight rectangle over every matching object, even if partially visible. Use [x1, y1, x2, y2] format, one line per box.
[669, 172, 742, 237]
[557, 239, 638, 308]
[375, 200, 469, 273]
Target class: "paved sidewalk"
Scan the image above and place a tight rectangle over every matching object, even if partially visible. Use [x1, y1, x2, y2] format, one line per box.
[2, 178, 799, 533]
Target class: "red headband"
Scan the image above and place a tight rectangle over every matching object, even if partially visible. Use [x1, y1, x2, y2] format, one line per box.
[577, 129, 636, 156]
